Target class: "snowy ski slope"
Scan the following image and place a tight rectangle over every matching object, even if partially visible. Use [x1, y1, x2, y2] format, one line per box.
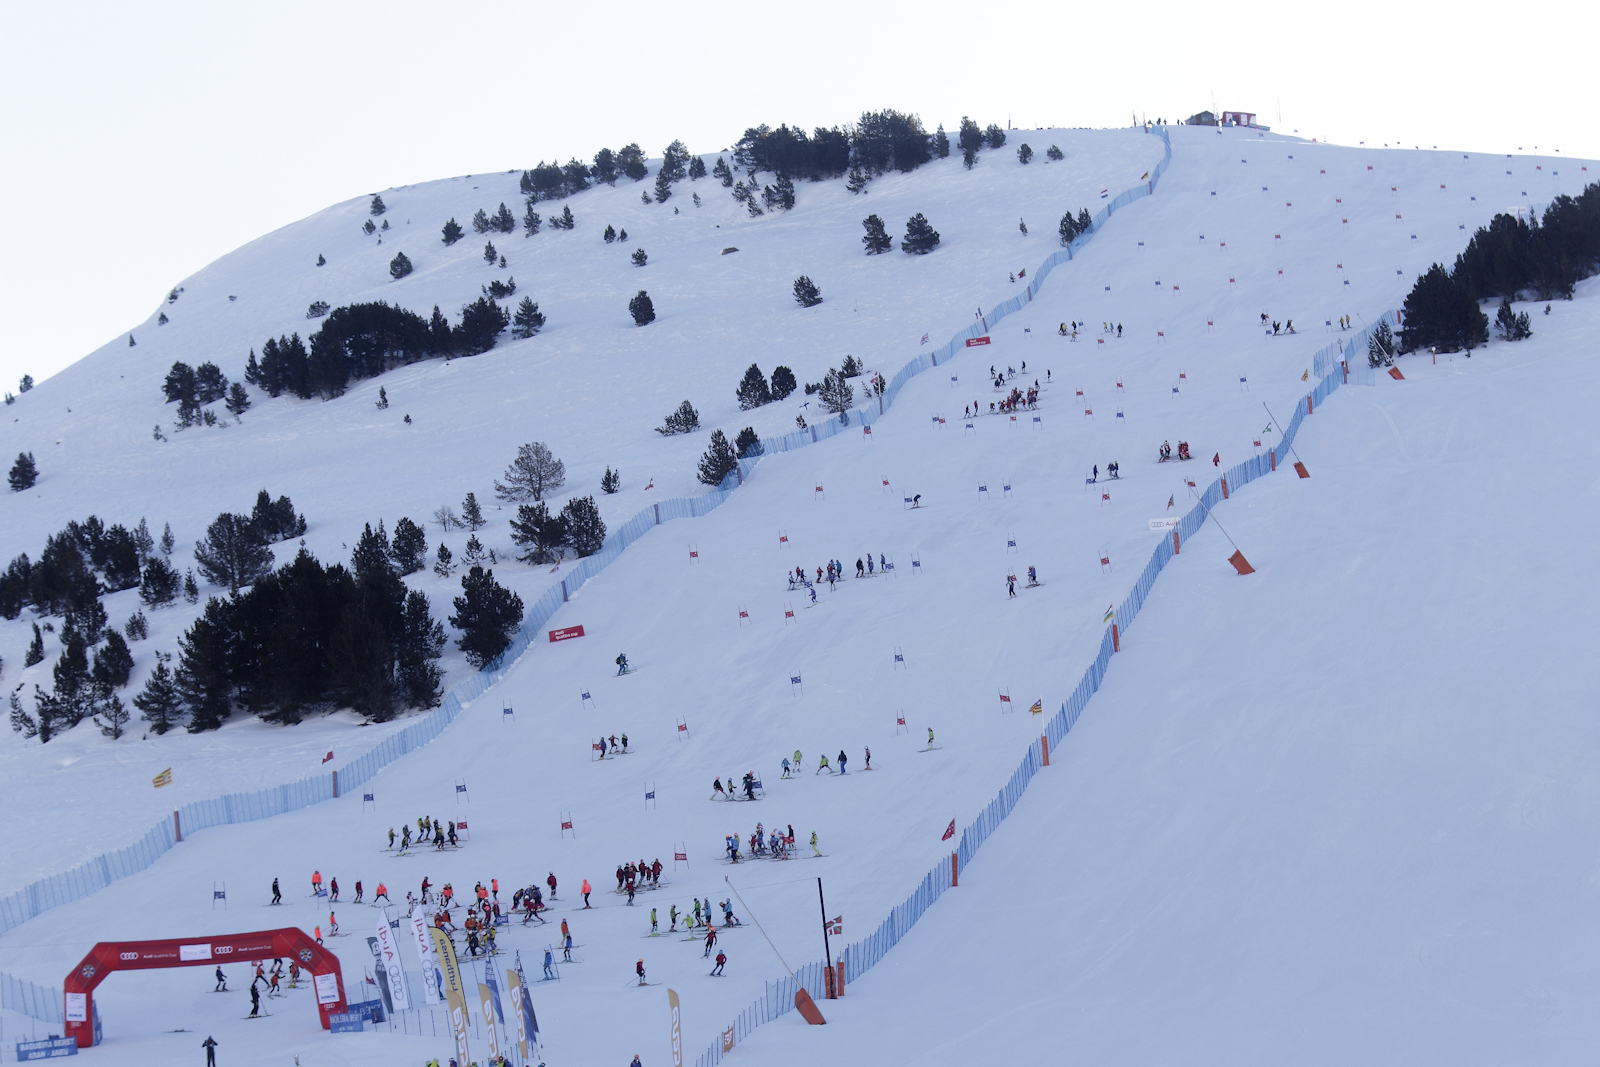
[1, 125, 1594, 1066]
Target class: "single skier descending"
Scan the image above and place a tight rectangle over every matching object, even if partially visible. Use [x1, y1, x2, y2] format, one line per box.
[616, 652, 630, 676]
[270, 878, 280, 905]
[214, 966, 227, 992]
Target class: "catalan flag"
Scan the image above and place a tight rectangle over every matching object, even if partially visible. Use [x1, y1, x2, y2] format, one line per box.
[152, 767, 173, 789]
[1103, 605, 1115, 623]
[1028, 700, 1043, 715]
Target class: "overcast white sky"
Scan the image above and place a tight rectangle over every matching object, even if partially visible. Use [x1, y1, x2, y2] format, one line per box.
[2, 0, 1591, 388]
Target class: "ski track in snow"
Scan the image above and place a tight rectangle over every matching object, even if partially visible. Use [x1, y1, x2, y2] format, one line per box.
[1, 125, 1594, 1066]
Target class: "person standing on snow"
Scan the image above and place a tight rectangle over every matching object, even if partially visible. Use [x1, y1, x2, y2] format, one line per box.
[214, 966, 227, 992]
[544, 949, 554, 979]
[712, 952, 727, 976]
[202, 1036, 218, 1066]
[270, 878, 280, 905]
[838, 750, 848, 774]
[582, 878, 592, 908]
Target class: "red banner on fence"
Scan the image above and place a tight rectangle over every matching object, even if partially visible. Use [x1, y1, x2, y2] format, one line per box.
[548, 625, 586, 642]
[965, 336, 991, 347]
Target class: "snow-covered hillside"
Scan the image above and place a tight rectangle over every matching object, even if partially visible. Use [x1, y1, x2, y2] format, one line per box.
[1, 123, 1594, 1067]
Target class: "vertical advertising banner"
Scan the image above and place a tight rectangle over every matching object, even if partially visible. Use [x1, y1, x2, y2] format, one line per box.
[428, 927, 471, 1067]
[668, 988, 683, 1067]
[408, 908, 443, 1005]
[478, 982, 501, 1061]
[373, 916, 411, 1012]
[505, 969, 529, 1061]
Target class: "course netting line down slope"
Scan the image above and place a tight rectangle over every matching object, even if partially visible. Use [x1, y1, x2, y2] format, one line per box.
[689, 308, 1399, 1067]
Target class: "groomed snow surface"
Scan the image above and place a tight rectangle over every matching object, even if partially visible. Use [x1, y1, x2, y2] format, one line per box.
[2, 126, 1596, 1066]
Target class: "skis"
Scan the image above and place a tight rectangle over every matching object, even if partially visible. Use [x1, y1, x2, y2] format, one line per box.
[919, 743, 943, 752]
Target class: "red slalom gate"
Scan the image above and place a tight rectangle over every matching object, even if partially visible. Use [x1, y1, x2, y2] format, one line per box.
[64, 928, 346, 1047]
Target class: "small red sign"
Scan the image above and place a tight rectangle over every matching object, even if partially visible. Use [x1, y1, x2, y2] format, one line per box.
[548, 625, 586, 643]
[965, 336, 991, 347]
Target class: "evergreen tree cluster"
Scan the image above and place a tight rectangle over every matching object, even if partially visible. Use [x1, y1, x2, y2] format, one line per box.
[163, 361, 230, 425]
[902, 213, 941, 254]
[172, 528, 447, 729]
[508, 495, 607, 565]
[13, 623, 136, 743]
[736, 364, 771, 409]
[246, 297, 515, 400]
[861, 214, 892, 254]
[734, 124, 853, 180]
[1398, 185, 1600, 353]
[656, 400, 700, 435]
[449, 565, 524, 669]
[792, 275, 823, 307]
[1058, 207, 1093, 246]
[520, 160, 596, 201]
[9, 451, 37, 491]
[696, 430, 739, 486]
[484, 277, 517, 299]
[1, 514, 163, 621]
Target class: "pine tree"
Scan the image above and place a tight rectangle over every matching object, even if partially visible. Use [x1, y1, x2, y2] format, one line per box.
[1367, 320, 1396, 367]
[689, 156, 707, 180]
[600, 467, 620, 493]
[125, 609, 149, 641]
[493, 202, 516, 233]
[737, 364, 773, 409]
[1046, 144, 1063, 161]
[461, 492, 486, 531]
[397, 589, 444, 707]
[183, 570, 199, 603]
[985, 124, 1006, 148]
[656, 400, 700, 435]
[433, 542, 455, 577]
[9, 452, 37, 491]
[632, 247, 649, 267]
[139, 556, 180, 606]
[1400, 263, 1489, 353]
[629, 290, 656, 326]
[133, 661, 181, 734]
[746, 196, 765, 218]
[472, 209, 492, 234]
[1078, 208, 1092, 233]
[317, 253, 326, 266]
[1495, 300, 1533, 341]
[450, 565, 525, 669]
[769, 365, 797, 400]
[370, 194, 387, 215]
[618, 228, 627, 241]
[128, 334, 136, 346]
[693, 192, 702, 208]
[522, 203, 542, 236]
[429, 305, 453, 353]
[194, 512, 273, 594]
[1019, 218, 1029, 236]
[592, 147, 619, 185]
[92, 630, 134, 690]
[18, 374, 31, 392]
[555, 205, 575, 230]
[773, 176, 796, 210]
[94, 694, 130, 739]
[618, 143, 648, 181]
[818, 368, 855, 416]
[494, 441, 566, 502]
[389, 251, 413, 280]
[363, 220, 377, 235]
[509, 501, 564, 564]
[1058, 212, 1079, 246]
[177, 597, 229, 730]
[160, 522, 175, 555]
[962, 146, 977, 170]
[604, 224, 616, 243]
[25, 622, 44, 666]
[734, 426, 761, 457]
[846, 165, 869, 194]
[442, 218, 465, 245]
[559, 495, 606, 556]
[225, 382, 251, 418]
[861, 214, 893, 255]
[1017, 143, 1033, 165]
[483, 241, 497, 263]
[462, 534, 486, 565]
[376, 385, 389, 409]
[934, 125, 950, 158]
[697, 429, 739, 486]
[511, 297, 546, 338]
[793, 275, 823, 307]
[958, 116, 983, 156]
[641, 189, 651, 206]
[901, 213, 941, 254]
[388, 516, 427, 575]
[454, 296, 510, 355]
[654, 170, 673, 203]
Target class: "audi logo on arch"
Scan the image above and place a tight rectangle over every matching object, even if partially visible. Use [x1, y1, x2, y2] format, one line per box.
[214, 946, 233, 954]
[120, 952, 139, 960]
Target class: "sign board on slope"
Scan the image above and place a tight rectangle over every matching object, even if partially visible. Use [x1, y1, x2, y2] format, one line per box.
[17, 1037, 77, 1060]
[1149, 518, 1179, 531]
[965, 336, 991, 347]
[548, 625, 586, 642]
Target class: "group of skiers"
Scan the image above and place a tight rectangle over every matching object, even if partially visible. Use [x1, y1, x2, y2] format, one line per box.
[385, 815, 460, 853]
[710, 771, 762, 801]
[719, 821, 821, 863]
[1088, 462, 1120, 481]
[595, 733, 630, 758]
[615, 858, 664, 904]
[1158, 440, 1193, 462]
[213, 957, 302, 1017]
[1260, 312, 1296, 335]
[788, 554, 893, 596]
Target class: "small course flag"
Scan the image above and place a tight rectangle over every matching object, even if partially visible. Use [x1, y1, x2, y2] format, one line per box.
[941, 819, 956, 841]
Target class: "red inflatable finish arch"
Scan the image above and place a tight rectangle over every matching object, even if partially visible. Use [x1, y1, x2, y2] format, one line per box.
[63, 928, 346, 1048]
